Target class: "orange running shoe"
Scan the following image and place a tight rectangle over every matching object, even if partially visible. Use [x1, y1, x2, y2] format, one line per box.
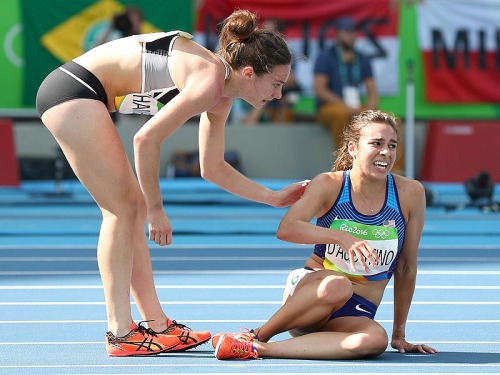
[211, 328, 257, 349]
[155, 319, 211, 351]
[106, 321, 180, 357]
[215, 334, 259, 360]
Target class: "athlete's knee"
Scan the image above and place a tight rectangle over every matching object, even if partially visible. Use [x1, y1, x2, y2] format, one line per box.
[101, 189, 146, 223]
[315, 272, 352, 305]
[354, 326, 388, 358]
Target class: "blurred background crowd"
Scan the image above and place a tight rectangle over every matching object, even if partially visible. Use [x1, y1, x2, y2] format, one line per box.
[0, 0, 498, 189]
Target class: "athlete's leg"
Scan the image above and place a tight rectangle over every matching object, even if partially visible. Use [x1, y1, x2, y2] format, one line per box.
[129, 234, 168, 331]
[254, 316, 388, 359]
[41, 100, 148, 337]
[256, 270, 353, 342]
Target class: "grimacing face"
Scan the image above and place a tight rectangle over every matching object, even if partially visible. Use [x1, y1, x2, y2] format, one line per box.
[351, 122, 398, 176]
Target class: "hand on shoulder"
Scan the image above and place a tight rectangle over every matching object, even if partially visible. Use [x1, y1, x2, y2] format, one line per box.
[298, 172, 343, 214]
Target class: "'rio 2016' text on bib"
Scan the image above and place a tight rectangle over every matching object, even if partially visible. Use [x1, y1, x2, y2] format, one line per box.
[323, 219, 398, 281]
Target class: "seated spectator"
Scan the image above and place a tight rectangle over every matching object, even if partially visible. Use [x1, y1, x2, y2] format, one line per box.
[314, 16, 378, 149]
[94, 6, 144, 47]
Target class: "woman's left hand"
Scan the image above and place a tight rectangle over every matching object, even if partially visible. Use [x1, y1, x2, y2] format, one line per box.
[391, 338, 438, 354]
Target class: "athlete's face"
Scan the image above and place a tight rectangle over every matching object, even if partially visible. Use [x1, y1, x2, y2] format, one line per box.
[350, 122, 398, 178]
[243, 64, 291, 108]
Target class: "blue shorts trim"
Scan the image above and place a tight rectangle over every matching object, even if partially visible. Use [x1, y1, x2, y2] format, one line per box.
[329, 293, 378, 320]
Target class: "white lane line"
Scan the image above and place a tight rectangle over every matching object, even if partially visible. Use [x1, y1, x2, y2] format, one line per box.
[0, 319, 499, 324]
[0, 301, 499, 306]
[1, 243, 500, 250]
[0, 285, 499, 290]
[1, 256, 499, 262]
[0, 364, 498, 371]
[1, 270, 500, 275]
[0, 341, 498, 345]
[0, 256, 307, 262]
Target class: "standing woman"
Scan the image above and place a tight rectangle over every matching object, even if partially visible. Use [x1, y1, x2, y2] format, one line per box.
[214, 110, 437, 360]
[36, 9, 307, 356]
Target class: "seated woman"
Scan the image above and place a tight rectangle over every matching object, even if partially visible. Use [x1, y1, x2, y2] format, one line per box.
[213, 110, 438, 360]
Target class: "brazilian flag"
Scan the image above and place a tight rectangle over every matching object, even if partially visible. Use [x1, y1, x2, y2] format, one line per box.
[21, 0, 193, 106]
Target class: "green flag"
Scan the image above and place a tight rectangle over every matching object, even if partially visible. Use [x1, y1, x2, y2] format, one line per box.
[0, 0, 23, 108]
[21, 0, 193, 107]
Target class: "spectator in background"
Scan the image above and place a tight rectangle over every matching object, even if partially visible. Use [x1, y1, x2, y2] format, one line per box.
[94, 6, 144, 47]
[238, 18, 302, 124]
[314, 16, 378, 150]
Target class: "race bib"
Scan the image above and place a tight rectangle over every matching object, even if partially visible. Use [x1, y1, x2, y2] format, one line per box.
[343, 85, 361, 109]
[115, 93, 161, 115]
[323, 219, 398, 281]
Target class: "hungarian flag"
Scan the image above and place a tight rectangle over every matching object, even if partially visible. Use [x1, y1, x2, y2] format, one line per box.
[21, 0, 192, 106]
[194, 0, 399, 96]
[417, 0, 500, 103]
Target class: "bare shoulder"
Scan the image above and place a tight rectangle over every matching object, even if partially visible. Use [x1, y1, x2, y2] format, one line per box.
[392, 174, 426, 215]
[172, 37, 221, 77]
[171, 37, 225, 102]
[308, 171, 343, 190]
[303, 172, 344, 215]
[172, 36, 210, 57]
[392, 174, 425, 196]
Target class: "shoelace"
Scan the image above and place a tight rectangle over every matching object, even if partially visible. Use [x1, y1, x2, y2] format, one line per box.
[167, 320, 192, 332]
[235, 328, 257, 341]
[136, 320, 158, 337]
[230, 339, 254, 357]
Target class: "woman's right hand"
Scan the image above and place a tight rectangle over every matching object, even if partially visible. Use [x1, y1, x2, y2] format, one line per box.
[147, 208, 173, 246]
[272, 180, 310, 207]
[339, 232, 380, 273]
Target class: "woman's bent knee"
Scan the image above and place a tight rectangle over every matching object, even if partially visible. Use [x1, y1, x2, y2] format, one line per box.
[316, 273, 352, 305]
[356, 327, 389, 358]
[100, 190, 146, 223]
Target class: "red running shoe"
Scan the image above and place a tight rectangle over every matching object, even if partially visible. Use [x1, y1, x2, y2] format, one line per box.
[106, 321, 180, 357]
[211, 328, 257, 349]
[215, 334, 259, 360]
[155, 319, 211, 351]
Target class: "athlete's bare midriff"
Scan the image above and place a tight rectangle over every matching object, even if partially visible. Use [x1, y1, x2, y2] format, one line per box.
[73, 37, 144, 111]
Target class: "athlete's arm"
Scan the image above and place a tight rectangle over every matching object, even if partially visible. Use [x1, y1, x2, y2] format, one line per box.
[198, 100, 307, 208]
[133, 48, 224, 245]
[314, 73, 344, 106]
[391, 179, 437, 354]
[277, 173, 379, 272]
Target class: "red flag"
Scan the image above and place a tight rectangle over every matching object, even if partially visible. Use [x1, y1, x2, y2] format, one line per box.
[418, 0, 500, 103]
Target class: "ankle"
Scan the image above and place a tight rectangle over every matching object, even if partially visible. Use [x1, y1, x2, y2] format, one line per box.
[253, 341, 265, 354]
[144, 317, 169, 332]
[252, 327, 266, 342]
[108, 320, 135, 338]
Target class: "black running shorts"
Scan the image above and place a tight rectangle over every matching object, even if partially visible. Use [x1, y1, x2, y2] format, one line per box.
[36, 61, 108, 117]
